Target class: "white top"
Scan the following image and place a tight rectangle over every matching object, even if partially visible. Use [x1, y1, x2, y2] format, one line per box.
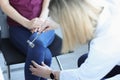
[0, 67, 4, 80]
[60, 0, 120, 80]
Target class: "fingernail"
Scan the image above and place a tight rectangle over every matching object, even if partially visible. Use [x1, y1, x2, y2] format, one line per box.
[41, 62, 44, 64]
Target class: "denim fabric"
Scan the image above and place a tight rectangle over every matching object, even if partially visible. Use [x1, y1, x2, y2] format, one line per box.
[9, 26, 55, 80]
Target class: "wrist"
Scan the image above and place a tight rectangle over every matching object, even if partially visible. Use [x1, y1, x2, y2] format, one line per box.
[50, 70, 60, 80]
[39, 9, 49, 21]
[39, 17, 45, 23]
[22, 19, 31, 30]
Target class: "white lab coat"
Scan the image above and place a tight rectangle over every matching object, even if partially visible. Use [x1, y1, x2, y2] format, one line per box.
[60, 0, 120, 80]
[0, 67, 4, 80]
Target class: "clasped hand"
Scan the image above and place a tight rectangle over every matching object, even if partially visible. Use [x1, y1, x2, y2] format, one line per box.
[28, 17, 59, 33]
[28, 18, 46, 33]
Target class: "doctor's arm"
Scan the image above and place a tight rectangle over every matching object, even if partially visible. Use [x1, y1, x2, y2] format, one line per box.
[29, 61, 60, 80]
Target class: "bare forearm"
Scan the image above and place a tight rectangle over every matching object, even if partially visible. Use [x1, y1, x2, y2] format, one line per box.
[0, 0, 30, 29]
[39, 0, 50, 19]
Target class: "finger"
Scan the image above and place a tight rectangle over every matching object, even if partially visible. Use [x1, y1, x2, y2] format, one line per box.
[41, 24, 48, 31]
[38, 27, 43, 33]
[38, 27, 45, 33]
[31, 28, 36, 33]
[37, 29, 42, 34]
[31, 72, 36, 75]
[43, 27, 50, 32]
[29, 67, 35, 72]
[41, 62, 46, 66]
[29, 65, 36, 72]
[31, 60, 40, 67]
[30, 65, 34, 68]
[35, 28, 38, 32]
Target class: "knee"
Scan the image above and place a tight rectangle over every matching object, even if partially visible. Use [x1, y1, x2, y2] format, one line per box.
[29, 35, 45, 48]
[44, 49, 52, 66]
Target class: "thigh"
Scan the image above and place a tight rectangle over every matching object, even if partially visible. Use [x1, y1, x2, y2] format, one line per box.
[9, 26, 31, 54]
[29, 30, 55, 48]
[39, 30, 55, 47]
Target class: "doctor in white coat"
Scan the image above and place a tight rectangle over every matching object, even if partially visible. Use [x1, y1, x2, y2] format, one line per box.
[29, 0, 120, 80]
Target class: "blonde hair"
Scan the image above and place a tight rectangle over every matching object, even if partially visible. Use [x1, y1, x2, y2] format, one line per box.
[49, 0, 101, 53]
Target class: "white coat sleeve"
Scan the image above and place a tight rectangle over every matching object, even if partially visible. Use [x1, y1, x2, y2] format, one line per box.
[59, 35, 120, 80]
[59, 0, 120, 80]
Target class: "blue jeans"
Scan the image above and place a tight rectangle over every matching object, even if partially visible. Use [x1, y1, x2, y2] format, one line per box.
[9, 26, 55, 80]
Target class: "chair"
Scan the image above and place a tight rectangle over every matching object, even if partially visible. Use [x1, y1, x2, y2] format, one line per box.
[0, 9, 63, 80]
[0, 25, 63, 80]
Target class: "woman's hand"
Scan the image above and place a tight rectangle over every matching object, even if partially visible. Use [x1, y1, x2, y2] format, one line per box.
[29, 60, 52, 79]
[29, 17, 49, 33]
[28, 18, 44, 30]
[42, 17, 60, 32]
[30, 17, 59, 33]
